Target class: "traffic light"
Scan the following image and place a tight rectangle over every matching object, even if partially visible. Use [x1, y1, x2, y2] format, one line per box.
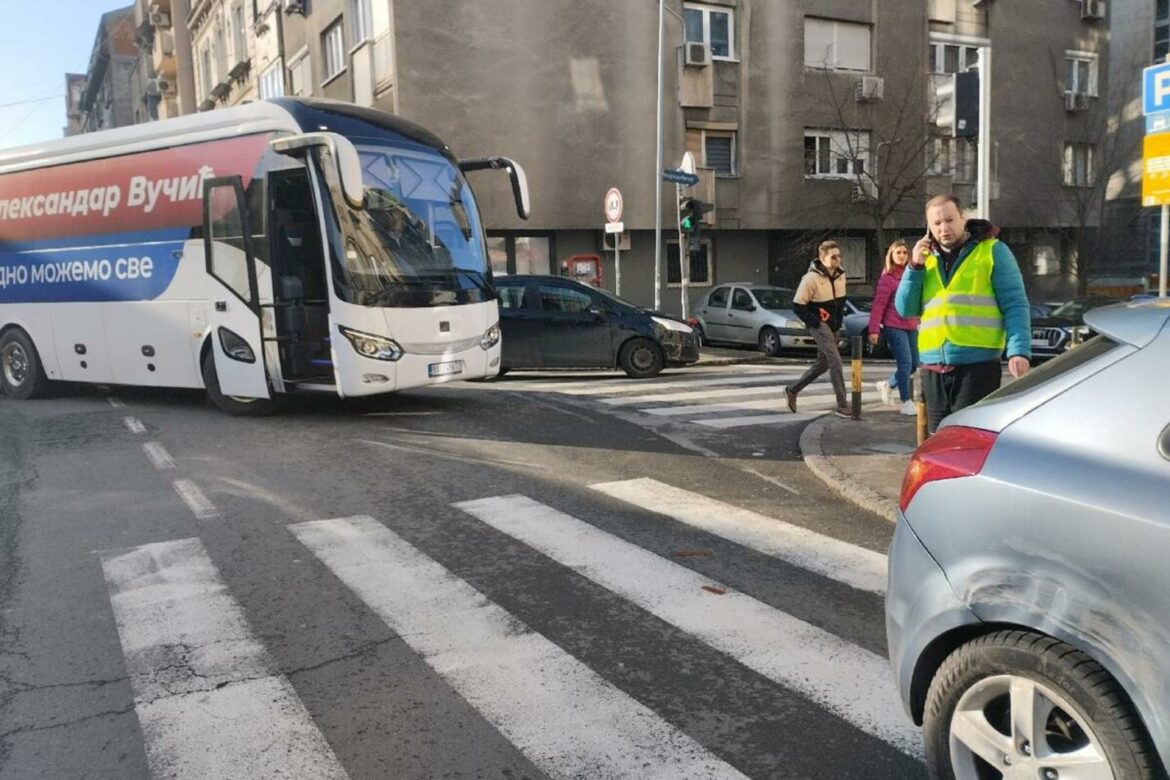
[679, 198, 709, 233]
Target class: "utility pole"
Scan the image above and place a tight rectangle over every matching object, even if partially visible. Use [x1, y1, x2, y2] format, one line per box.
[977, 46, 992, 219]
[654, 0, 665, 311]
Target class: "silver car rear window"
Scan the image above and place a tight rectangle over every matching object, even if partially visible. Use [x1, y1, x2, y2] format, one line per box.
[984, 336, 1121, 401]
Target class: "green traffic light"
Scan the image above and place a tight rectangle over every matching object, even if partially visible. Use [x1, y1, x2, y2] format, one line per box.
[681, 216, 694, 231]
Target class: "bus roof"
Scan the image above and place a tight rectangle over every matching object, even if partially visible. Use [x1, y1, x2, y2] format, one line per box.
[0, 98, 455, 175]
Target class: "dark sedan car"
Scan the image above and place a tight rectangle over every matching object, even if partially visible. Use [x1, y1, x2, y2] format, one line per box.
[494, 275, 700, 378]
[1030, 296, 1121, 359]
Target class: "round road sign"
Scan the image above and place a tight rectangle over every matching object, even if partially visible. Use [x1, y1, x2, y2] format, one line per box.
[604, 188, 623, 223]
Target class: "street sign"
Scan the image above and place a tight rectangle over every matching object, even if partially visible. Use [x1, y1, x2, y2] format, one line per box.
[1148, 110, 1170, 135]
[604, 188, 623, 223]
[662, 168, 700, 187]
[1144, 62, 1170, 116]
[604, 221, 624, 234]
[1143, 132, 1170, 206]
[680, 151, 696, 175]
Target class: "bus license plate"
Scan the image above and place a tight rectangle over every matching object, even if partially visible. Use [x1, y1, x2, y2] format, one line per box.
[428, 360, 464, 378]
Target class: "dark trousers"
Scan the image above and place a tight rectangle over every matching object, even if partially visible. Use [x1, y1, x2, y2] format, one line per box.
[922, 360, 1002, 433]
[789, 324, 847, 407]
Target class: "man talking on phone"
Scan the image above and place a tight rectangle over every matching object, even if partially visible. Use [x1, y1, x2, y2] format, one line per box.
[896, 194, 1031, 433]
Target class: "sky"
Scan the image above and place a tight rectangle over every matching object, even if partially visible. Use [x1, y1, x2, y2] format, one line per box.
[0, 0, 120, 149]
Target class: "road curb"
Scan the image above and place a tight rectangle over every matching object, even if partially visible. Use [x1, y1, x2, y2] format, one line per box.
[695, 354, 772, 367]
[798, 416, 899, 524]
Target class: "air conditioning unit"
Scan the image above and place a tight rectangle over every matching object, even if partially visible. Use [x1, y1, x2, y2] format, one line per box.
[148, 10, 170, 28]
[851, 179, 878, 203]
[1065, 91, 1092, 111]
[156, 30, 175, 56]
[600, 231, 631, 252]
[855, 75, 884, 102]
[146, 77, 174, 95]
[283, 0, 305, 14]
[1080, 0, 1105, 20]
[684, 42, 710, 68]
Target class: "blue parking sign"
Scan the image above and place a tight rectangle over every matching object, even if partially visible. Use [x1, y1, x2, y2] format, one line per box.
[1144, 62, 1170, 116]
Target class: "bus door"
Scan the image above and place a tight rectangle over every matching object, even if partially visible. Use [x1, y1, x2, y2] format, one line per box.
[202, 176, 270, 399]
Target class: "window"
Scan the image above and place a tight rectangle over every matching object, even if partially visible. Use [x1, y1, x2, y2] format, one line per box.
[707, 287, 730, 308]
[258, 58, 284, 99]
[1158, 0, 1169, 62]
[497, 284, 527, 309]
[666, 240, 712, 287]
[514, 237, 550, 275]
[804, 129, 870, 178]
[199, 44, 213, 95]
[231, 3, 247, 63]
[539, 285, 593, 314]
[1065, 52, 1097, 97]
[322, 19, 346, 82]
[487, 236, 508, 276]
[804, 18, 871, 72]
[349, 0, 372, 44]
[929, 137, 976, 182]
[731, 288, 755, 311]
[288, 51, 311, 96]
[704, 132, 735, 176]
[835, 237, 868, 282]
[683, 3, 734, 60]
[928, 42, 980, 74]
[1063, 143, 1095, 187]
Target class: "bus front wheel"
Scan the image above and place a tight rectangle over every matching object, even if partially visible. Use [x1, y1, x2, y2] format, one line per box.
[0, 328, 50, 400]
[201, 351, 278, 416]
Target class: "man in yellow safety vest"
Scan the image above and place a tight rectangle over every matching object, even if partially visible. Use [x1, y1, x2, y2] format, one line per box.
[895, 194, 1032, 433]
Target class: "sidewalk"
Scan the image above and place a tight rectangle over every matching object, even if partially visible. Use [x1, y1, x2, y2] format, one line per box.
[799, 404, 917, 524]
[693, 346, 773, 366]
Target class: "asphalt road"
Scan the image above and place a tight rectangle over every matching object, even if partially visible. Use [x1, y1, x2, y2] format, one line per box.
[0, 361, 924, 779]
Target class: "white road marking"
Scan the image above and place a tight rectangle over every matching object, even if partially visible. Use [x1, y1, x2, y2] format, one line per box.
[106, 397, 126, 409]
[122, 416, 146, 434]
[100, 538, 348, 779]
[639, 397, 786, 416]
[291, 516, 747, 780]
[740, 467, 802, 496]
[141, 442, 176, 471]
[589, 478, 886, 594]
[554, 373, 794, 397]
[355, 438, 550, 470]
[601, 385, 787, 407]
[693, 412, 829, 429]
[172, 479, 219, 519]
[455, 495, 921, 759]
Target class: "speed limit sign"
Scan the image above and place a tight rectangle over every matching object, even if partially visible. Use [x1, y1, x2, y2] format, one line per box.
[604, 188, 623, 223]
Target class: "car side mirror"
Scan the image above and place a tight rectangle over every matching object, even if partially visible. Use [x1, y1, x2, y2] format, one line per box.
[587, 306, 605, 320]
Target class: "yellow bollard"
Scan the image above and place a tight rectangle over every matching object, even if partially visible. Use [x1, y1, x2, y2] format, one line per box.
[851, 336, 863, 420]
[913, 369, 928, 445]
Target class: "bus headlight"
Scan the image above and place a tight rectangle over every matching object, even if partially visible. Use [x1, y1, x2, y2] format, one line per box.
[480, 323, 501, 350]
[339, 326, 403, 361]
[217, 327, 256, 363]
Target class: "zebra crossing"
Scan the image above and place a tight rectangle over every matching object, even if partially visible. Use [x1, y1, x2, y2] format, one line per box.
[490, 364, 904, 429]
[94, 476, 924, 778]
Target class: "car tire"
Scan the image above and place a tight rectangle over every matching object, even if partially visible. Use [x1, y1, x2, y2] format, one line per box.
[201, 349, 278, 416]
[924, 630, 1159, 780]
[758, 326, 781, 357]
[618, 338, 664, 379]
[0, 328, 51, 400]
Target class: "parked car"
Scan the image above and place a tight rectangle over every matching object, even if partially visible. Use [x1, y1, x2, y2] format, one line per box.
[690, 284, 810, 356]
[494, 275, 699, 378]
[887, 300, 1170, 778]
[840, 297, 891, 357]
[1030, 295, 1122, 359]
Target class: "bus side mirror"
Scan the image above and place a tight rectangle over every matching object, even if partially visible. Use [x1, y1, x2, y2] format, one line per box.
[459, 157, 530, 220]
[271, 132, 365, 210]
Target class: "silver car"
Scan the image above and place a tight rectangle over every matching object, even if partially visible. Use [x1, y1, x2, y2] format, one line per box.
[691, 284, 811, 356]
[887, 301, 1170, 778]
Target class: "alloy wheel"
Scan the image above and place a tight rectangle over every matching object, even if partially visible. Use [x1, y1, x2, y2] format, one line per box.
[2, 342, 28, 388]
[950, 674, 1114, 780]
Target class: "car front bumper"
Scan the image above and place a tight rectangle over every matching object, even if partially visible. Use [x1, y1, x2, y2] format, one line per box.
[886, 512, 981, 722]
[661, 330, 701, 364]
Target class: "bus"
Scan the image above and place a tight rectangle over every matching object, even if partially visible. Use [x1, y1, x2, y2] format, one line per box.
[0, 98, 529, 414]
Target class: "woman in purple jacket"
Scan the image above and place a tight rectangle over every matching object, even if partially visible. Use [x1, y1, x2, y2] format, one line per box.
[868, 240, 920, 415]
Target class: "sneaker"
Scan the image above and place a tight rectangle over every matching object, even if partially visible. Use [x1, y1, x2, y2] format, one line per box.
[834, 406, 852, 418]
[785, 387, 798, 413]
[900, 400, 917, 416]
[876, 380, 892, 406]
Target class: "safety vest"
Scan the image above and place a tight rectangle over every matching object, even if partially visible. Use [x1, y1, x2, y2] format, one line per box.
[919, 239, 1005, 352]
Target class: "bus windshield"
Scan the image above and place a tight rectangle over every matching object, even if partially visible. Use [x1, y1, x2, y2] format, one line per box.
[328, 142, 490, 307]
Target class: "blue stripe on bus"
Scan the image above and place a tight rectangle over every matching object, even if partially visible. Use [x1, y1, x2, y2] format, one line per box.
[0, 228, 191, 304]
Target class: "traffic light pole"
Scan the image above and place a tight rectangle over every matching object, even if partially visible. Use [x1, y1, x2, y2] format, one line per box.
[676, 183, 691, 319]
[977, 46, 991, 219]
[653, 0, 665, 312]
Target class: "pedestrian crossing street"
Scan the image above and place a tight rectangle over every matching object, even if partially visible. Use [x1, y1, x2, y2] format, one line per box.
[96, 475, 923, 779]
[491, 364, 904, 429]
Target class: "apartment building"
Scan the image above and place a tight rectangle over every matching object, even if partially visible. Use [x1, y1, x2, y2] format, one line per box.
[132, 0, 197, 119]
[63, 74, 88, 137]
[75, 6, 144, 134]
[188, 0, 282, 110]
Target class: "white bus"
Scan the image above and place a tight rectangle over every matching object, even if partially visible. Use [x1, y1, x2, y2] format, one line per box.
[0, 98, 528, 414]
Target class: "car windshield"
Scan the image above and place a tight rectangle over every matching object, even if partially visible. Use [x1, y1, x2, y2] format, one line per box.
[1049, 298, 1118, 318]
[592, 286, 641, 310]
[329, 141, 490, 307]
[850, 297, 873, 312]
[754, 289, 795, 310]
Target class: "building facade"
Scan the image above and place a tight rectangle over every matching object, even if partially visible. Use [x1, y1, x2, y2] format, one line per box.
[188, 0, 282, 111]
[76, 6, 146, 134]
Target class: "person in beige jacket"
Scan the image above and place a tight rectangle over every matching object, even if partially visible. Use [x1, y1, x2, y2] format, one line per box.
[785, 240, 850, 417]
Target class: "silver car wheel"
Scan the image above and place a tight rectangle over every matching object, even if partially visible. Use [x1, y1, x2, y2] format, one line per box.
[950, 674, 1114, 780]
[2, 342, 29, 387]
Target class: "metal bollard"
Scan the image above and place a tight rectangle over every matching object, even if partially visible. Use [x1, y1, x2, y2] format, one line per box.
[913, 369, 928, 445]
[851, 335, 863, 420]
